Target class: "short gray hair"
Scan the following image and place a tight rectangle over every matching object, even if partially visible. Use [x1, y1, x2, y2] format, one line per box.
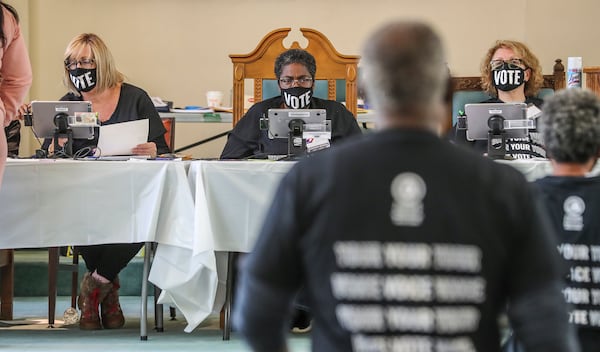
[274, 49, 316, 79]
[360, 21, 447, 116]
[541, 88, 600, 163]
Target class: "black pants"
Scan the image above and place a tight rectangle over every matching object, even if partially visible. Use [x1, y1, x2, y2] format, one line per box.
[5, 120, 20, 157]
[77, 243, 144, 281]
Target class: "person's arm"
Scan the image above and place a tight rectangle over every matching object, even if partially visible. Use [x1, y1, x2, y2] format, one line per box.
[0, 9, 32, 127]
[220, 106, 262, 159]
[0, 127, 7, 187]
[133, 91, 169, 155]
[506, 185, 580, 352]
[330, 103, 361, 143]
[233, 168, 305, 351]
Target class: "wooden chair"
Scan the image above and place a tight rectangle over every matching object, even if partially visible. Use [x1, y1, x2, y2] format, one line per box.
[5, 120, 20, 157]
[0, 249, 14, 320]
[583, 66, 600, 96]
[161, 117, 176, 153]
[229, 27, 360, 126]
[48, 247, 79, 327]
[448, 58, 566, 132]
[0, 248, 78, 324]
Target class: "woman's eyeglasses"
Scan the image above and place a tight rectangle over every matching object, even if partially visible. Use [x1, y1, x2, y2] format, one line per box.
[64, 58, 96, 70]
[278, 76, 314, 88]
[490, 58, 525, 71]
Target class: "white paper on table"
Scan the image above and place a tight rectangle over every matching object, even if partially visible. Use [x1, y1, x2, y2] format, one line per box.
[527, 105, 542, 119]
[97, 119, 149, 156]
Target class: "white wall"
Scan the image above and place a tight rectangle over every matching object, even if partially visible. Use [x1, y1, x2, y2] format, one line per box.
[15, 0, 600, 157]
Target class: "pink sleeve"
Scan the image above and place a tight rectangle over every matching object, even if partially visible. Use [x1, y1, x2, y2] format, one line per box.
[0, 6, 32, 126]
[0, 127, 5, 185]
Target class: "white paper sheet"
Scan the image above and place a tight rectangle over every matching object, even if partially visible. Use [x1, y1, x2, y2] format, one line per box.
[97, 119, 149, 156]
[527, 105, 543, 119]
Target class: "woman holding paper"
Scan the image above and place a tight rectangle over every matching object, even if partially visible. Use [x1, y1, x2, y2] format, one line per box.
[42, 33, 168, 158]
[57, 33, 168, 330]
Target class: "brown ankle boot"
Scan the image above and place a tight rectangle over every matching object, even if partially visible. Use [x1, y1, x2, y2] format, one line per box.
[78, 273, 112, 330]
[100, 276, 125, 329]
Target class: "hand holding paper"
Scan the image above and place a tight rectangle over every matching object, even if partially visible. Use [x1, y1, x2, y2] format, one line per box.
[132, 141, 157, 157]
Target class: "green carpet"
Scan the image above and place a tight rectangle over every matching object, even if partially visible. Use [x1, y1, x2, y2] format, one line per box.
[12, 249, 152, 296]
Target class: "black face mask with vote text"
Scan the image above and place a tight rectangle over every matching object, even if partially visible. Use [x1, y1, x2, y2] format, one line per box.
[492, 63, 526, 92]
[281, 87, 312, 109]
[69, 68, 97, 93]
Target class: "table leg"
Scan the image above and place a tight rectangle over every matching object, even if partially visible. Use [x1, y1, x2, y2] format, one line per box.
[223, 251, 236, 340]
[48, 247, 59, 328]
[140, 242, 151, 340]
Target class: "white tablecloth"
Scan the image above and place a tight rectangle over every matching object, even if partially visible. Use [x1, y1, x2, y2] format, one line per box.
[0, 158, 214, 333]
[495, 158, 555, 181]
[0, 159, 194, 248]
[496, 158, 600, 181]
[151, 160, 293, 332]
[177, 157, 600, 331]
[152, 160, 295, 331]
[4, 157, 590, 332]
[184, 159, 566, 259]
[189, 160, 295, 252]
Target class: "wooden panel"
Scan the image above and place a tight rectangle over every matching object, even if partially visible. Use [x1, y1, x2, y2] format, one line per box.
[0, 249, 14, 320]
[584, 66, 600, 97]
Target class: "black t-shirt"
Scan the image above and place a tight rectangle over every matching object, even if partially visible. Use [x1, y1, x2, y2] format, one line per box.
[534, 175, 600, 351]
[234, 128, 574, 352]
[451, 97, 545, 159]
[45, 83, 168, 155]
[220, 96, 361, 159]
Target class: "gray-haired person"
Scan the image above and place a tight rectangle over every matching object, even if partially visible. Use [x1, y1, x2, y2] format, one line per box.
[534, 88, 600, 352]
[233, 20, 578, 352]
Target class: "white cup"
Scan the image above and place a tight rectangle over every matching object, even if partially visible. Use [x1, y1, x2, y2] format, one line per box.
[206, 91, 224, 108]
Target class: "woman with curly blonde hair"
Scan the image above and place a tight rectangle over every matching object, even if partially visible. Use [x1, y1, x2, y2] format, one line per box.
[452, 40, 547, 159]
[480, 40, 546, 159]
[480, 40, 544, 101]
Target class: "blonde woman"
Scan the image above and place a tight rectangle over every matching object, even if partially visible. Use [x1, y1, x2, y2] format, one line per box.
[47, 33, 168, 158]
[58, 33, 168, 330]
